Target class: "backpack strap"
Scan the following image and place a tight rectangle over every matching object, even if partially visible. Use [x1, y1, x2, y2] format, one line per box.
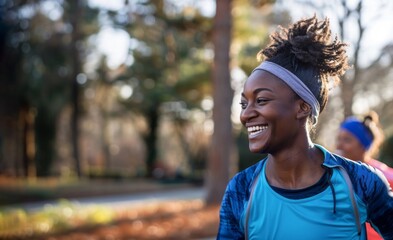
[337, 166, 362, 236]
[244, 174, 259, 240]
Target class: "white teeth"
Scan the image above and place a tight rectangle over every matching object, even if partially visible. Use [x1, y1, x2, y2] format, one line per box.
[247, 125, 268, 134]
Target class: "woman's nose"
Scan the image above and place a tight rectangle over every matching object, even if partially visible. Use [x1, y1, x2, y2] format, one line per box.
[240, 103, 257, 123]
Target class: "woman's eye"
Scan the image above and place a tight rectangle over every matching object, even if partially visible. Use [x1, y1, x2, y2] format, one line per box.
[256, 98, 269, 104]
[239, 101, 247, 109]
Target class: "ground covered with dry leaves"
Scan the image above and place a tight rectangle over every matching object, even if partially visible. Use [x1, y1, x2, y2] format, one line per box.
[0, 178, 219, 239]
[40, 199, 220, 240]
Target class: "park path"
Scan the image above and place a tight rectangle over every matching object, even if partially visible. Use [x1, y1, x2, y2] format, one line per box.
[3, 183, 216, 240]
[10, 185, 207, 212]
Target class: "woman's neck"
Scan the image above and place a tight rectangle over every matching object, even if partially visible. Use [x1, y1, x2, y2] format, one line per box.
[265, 145, 325, 189]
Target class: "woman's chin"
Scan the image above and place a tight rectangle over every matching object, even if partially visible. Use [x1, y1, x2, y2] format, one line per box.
[249, 145, 266, 154]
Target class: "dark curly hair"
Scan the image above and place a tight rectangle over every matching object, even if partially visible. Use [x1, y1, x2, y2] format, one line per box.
[257, 15, 350, 113]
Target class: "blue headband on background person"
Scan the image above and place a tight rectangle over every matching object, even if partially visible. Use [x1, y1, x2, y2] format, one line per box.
[340, 117, 374, 150]
[252, 61, 320, 125]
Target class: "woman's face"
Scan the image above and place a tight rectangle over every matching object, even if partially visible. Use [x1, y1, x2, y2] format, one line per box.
[240, 70, 302, 154]
[336, 129, 366, 161]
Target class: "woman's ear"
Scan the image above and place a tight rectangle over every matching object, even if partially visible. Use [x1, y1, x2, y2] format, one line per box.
[297, 100, 312, 120]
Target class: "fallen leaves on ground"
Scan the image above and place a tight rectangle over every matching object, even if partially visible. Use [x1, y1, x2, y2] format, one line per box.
[41, 199, 220, 240]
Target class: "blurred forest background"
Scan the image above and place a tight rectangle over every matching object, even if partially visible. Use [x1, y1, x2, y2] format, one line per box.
[1, 0, 393, 207]
[1, 0, 393, 238]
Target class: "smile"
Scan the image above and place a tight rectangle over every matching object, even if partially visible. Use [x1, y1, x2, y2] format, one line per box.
[247, 125, 268, 137]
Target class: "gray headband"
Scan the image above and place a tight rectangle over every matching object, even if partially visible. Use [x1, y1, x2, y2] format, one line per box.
[252, 61, 320, 125]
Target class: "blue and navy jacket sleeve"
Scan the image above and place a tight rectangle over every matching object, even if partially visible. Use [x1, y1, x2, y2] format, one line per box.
[217, 161, 262, 240]
[341, 157, 393, 240]
[217, 174, 246, 240]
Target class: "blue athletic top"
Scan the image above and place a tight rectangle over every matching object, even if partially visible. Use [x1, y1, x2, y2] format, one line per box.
[217, 145, 393, 240]
[242, 156, 367, 239]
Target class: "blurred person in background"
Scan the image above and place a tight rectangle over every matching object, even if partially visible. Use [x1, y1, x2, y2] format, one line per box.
[217, 16, 393, 240]
[336, 111, 393, 185]
[336, 111, 393, 240]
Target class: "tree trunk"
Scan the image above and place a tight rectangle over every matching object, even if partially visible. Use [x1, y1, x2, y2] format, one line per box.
[102, 111, 111, 171]
[340, 76, 355, 118]
[21, 107, 36, 178]
[338, 0, 363, 118]
[205, 0, 234, 205]
[144, 106, 159, 178]
[34, 106, 56, 176]
[70, 0, 83, 178]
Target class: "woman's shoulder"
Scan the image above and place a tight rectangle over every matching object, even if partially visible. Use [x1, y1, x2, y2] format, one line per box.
[333, 154, 383, 182]
[227, 158, 266, 191]
[220, 158, 267, 221]
[333, 155, 392, 202]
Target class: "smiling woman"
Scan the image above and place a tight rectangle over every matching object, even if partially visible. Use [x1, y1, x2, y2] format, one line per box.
[217, 15, 393, 240]
[240, 70, 300, 154]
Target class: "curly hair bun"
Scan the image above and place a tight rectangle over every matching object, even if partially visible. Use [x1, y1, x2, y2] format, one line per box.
[257, 15, 350, 113]
[362, 111, 384, 157]
[259, 15, 350, 79]
[363, 111, 380, 127]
